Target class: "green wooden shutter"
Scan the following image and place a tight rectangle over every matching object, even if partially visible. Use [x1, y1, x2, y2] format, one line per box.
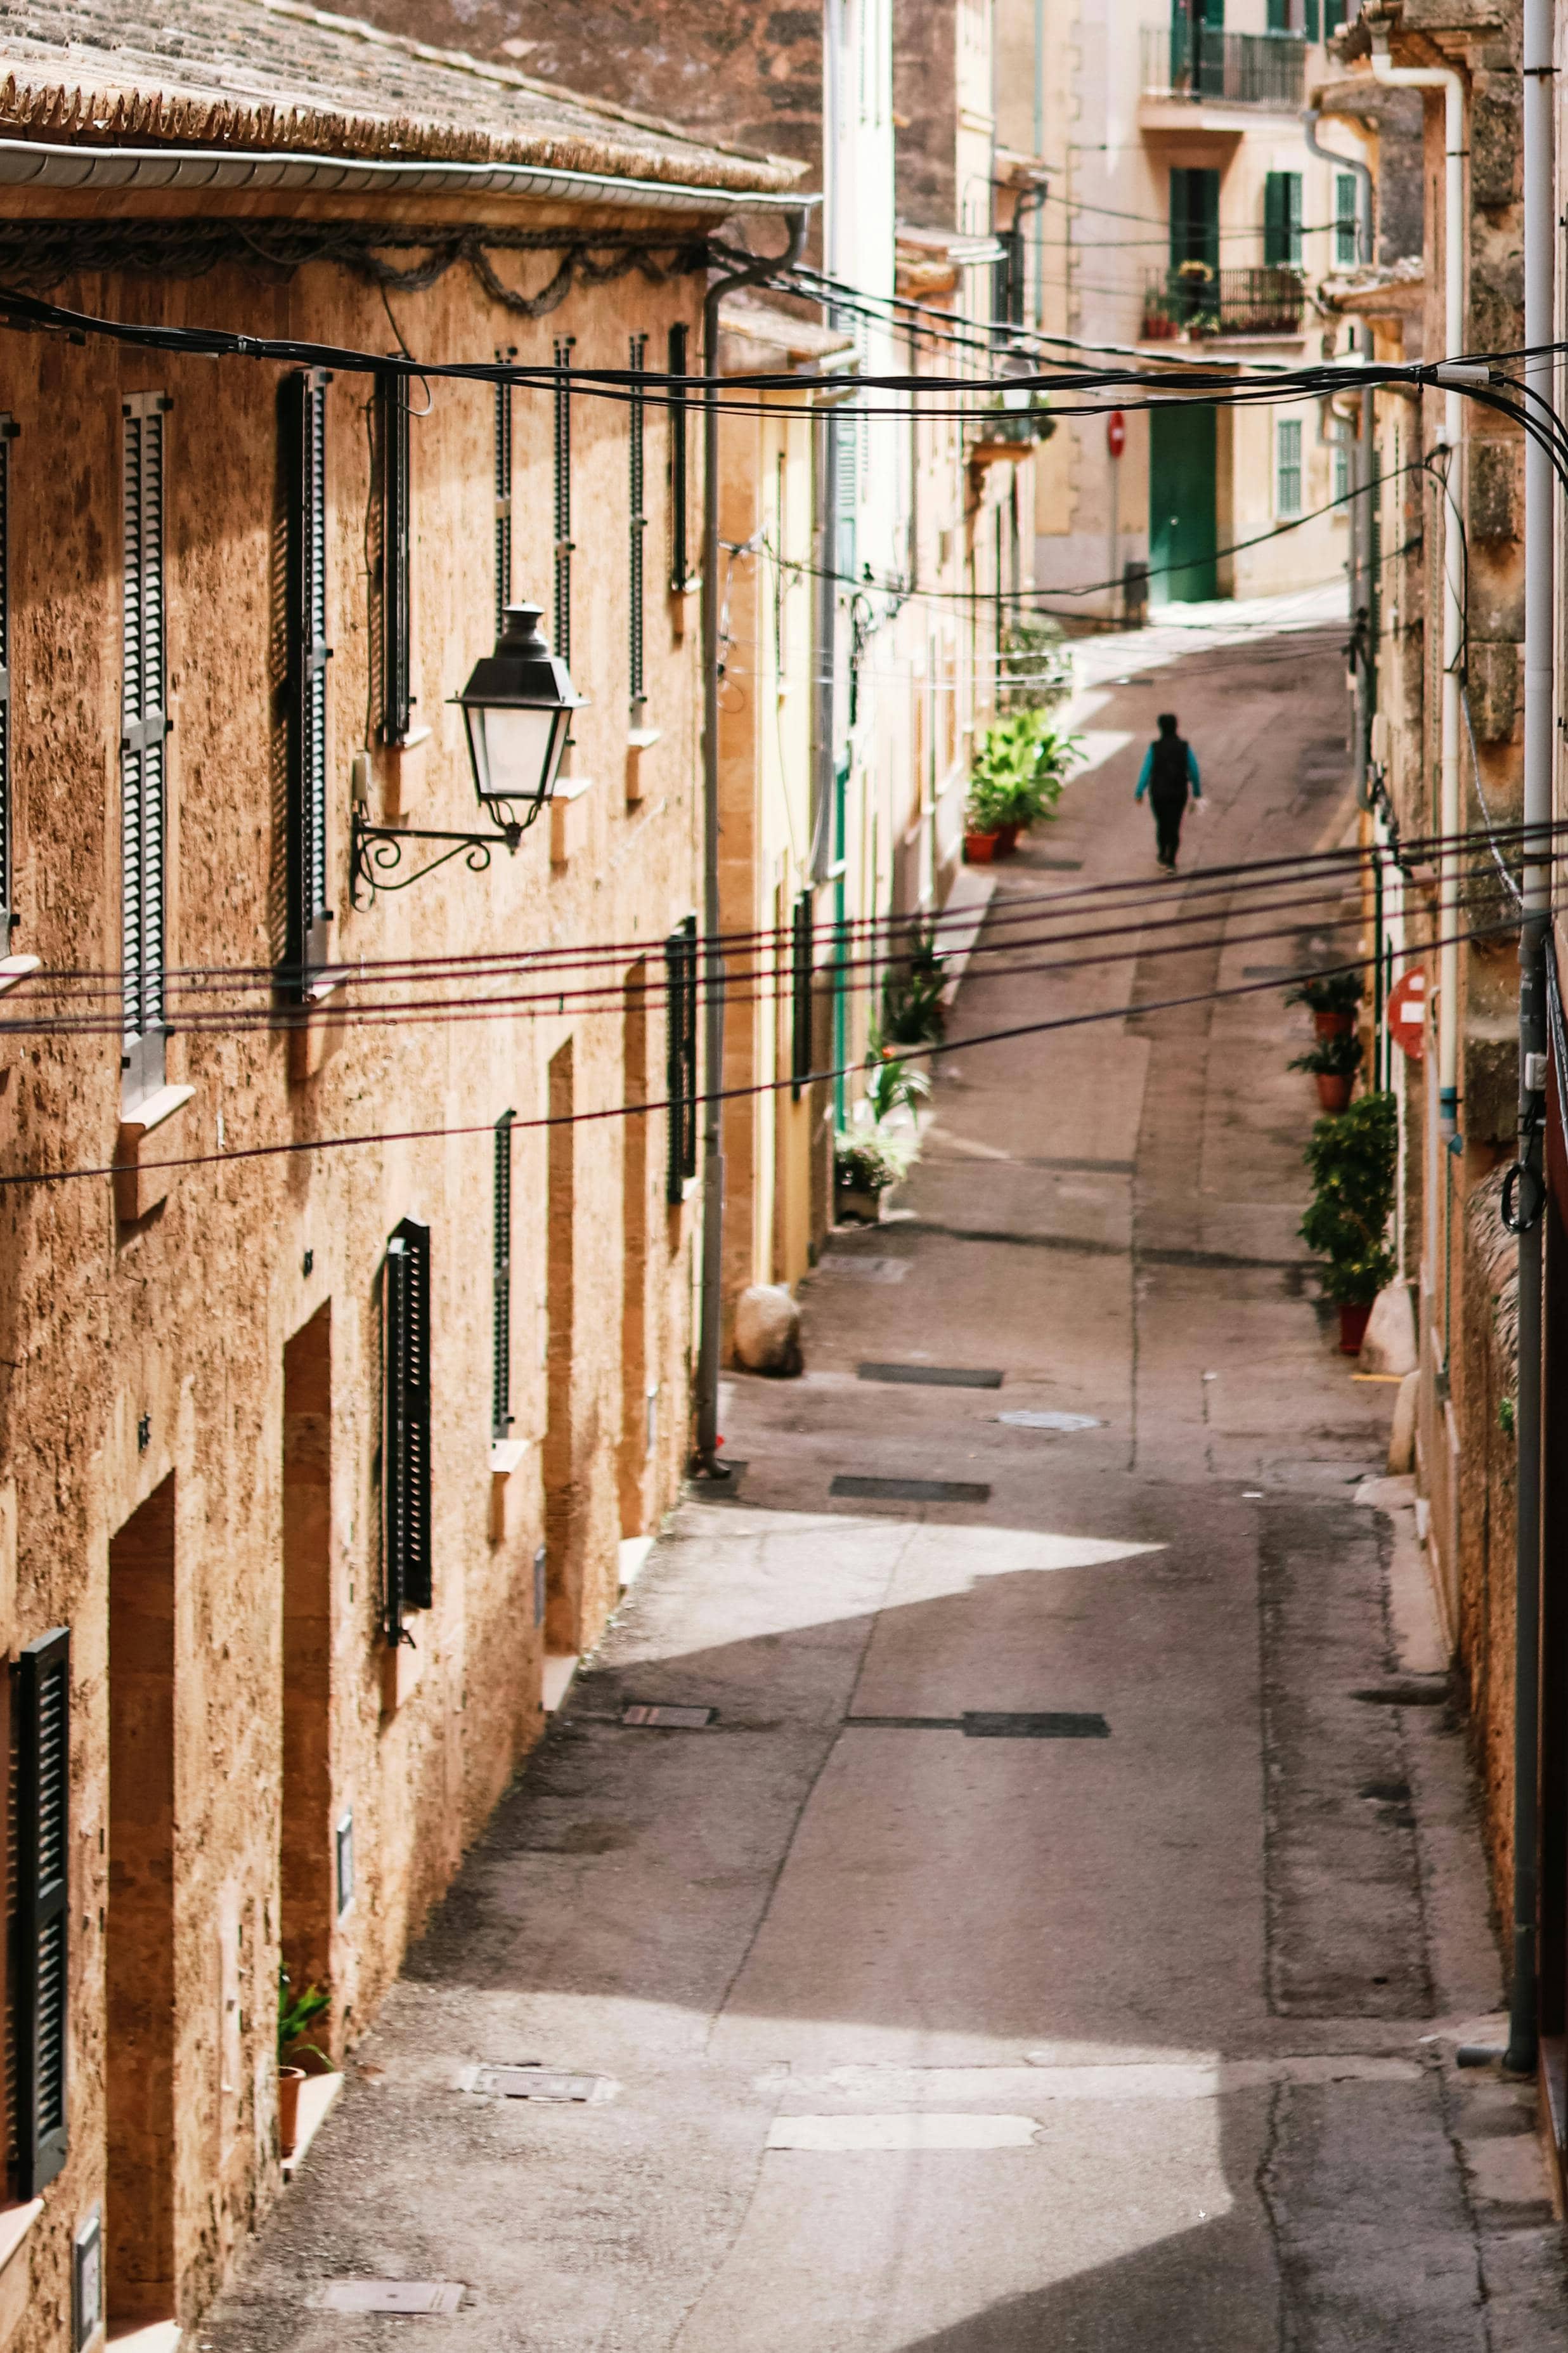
[16, 1627, 70, 2197]
[1305, 0, 1320, 37]
[280, 369, 332, 989]
[492, 1114, 514, 1444]
[493, 359, 514, 638]
[121, 394, 170, 1095]
[665, 915, 698, 1203]
[1264, 173, 1286, 265]
[378, 371, 411, 747]
[1336, 173, 1359, 265]
[384, 1218, 432, 1636]
[553, 336, 574, 664]
[668, 323, 690, 595]
[629, 334, 647, 714]
[791, 887, 813, 1100]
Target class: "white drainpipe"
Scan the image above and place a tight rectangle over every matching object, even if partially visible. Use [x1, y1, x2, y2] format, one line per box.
[1370, 32, 1467, 1138]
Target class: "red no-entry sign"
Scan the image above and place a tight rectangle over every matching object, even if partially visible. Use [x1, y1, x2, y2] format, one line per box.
[1387, 967, 1427, 1060]
[1106, 410, 1126, 459]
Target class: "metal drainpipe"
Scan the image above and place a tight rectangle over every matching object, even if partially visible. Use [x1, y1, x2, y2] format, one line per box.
[1502, 0, 1553, 2078]
[692, 211, 810, 1478]
[1369, 34, 1466, 1145]
[1303, 108, 1375, 800]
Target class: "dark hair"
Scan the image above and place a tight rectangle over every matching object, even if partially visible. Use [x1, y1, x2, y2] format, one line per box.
[1157, 712, 1178, 735]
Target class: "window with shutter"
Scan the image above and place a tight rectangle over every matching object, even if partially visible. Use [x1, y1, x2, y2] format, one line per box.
[382, 1218, 432, 1639]
[667, 323, 690, 596]
[791, 888, 813, 1100]
[378, 372, 412, 747]
[493, 1112, 515, 1444]
[628, 334, 647, 716]
[494, 358, 515, 638]
[15, 1626, 69, 2197]
[1264, 173, 1303, 267]
[665, 916, 698, 1203]
[832, 407, 858, 585]
[553, 337, 574, 665]
[1276, 417, 1303, 518]
[121, 394, 170, 1108]
[280, 370, 332, 991]
[0, 420, 14, 953]
[1336, 172, 1359, 266]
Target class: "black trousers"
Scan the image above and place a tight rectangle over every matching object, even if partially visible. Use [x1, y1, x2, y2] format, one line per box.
[1150, 786, 1187, 866]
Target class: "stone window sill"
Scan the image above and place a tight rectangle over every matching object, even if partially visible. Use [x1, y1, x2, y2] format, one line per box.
[115, 1085, 195, 1223]
[0, 955, 39, 998]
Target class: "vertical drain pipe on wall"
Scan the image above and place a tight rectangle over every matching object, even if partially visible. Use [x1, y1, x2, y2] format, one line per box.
[1369, 29, 1466, 1144]
[693, 209, 811, 1478]
[1302, 107, 1375, 797]
[1502, 0, 1554, 2077]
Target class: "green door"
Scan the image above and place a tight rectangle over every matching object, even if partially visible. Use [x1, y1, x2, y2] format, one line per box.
[1149, 401, 1218, 602]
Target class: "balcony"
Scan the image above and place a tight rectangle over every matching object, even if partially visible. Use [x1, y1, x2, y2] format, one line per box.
[1140, 22, 1307, 110]
[1141, 266, 1307, 340]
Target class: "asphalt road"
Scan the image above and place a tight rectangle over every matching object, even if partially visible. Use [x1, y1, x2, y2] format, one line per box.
[206, 611, 1568, 2351]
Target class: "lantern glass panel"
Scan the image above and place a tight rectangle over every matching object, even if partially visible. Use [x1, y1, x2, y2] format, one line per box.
[474, 705, 560, 806]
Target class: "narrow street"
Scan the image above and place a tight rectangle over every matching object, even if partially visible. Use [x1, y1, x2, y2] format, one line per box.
[209, 616, 1567, 2350]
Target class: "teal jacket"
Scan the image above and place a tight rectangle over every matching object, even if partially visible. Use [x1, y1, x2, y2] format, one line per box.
[1135, 743, 1202, 800]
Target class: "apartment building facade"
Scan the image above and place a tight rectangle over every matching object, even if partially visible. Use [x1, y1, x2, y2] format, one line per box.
[0, 8, 799, 2345]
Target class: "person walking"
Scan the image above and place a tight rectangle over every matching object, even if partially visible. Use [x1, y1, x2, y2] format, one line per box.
[1134, 712, 1202, 873]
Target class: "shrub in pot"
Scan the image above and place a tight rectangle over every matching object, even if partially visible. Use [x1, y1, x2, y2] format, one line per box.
[834, 1127, 912, 1223]
[1299, 1090, 1396, 1353]
[878, 932, 947, 1049]
[277, 1969, 331, 2159]
[1286, 969, 1364, 1039]
[1290, 1027, 1362, 1113]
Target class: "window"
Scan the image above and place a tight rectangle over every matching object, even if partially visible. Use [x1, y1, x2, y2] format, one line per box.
[1333, 431, 1349, 505]
[1264, 173, 1304, 268]
[791, 887, 813, 1100]
[1276, 417, 1304, 517]
[1169, 167, 1221, 273]
[668, 323, 691, 595]
[15, 1626, 70, 2197]
[553, 336, 574, 663]
[0, 419, 15, 952]
[494, 354, 515, 637]
[1335, 171, 1359, 267]
[1325, 0, 1347, 30]
[493, 1111, 514, 1444]
[122, 394, 171, 1106]
[665, 915, 698, 1203]
[280, 369, 332, 987]
[378, 372, 411, 746]
[382, 1218, 431, 1640]
[832, 405, 859, 585]
[628, 334, 647, 717]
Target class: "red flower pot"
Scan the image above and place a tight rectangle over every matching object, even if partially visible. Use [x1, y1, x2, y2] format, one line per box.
[1313, 1010, 1354, 1039]
[965, 830, 1001, 864]
[1315, 1073, 1352, 1113]
[1338, 1300, 1374, 1355]
[996, 822, 1020, 856]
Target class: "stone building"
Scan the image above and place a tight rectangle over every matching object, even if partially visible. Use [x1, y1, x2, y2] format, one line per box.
[0, 7, 799, 2345]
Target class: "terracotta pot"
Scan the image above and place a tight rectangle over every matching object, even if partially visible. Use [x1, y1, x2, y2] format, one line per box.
[964, 829, 1001, 864]
[1338, 1299, 1374, 1355]
[1313, 1010, 1354, 1039]
[996, 822, 1020, 856]
[1314, 1073, 1352, 1113]
[278, 2066, 306, 2159]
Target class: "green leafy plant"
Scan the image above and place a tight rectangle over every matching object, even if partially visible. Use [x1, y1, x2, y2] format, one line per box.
[1299, 1090, 1397, 1307]
[1499, 1396, 1517, 1440]
[834, 1128, 913, 1197]
[1289, 1031, 1363, 1079]
[278, 1969, 332, 2071]
[878, 929, 947, 1047]
[1285, 970, 1364, 1017]
[967, 712, 1082, 833]
[864, 1048, 930, 1124]
[998, 616, 1072, 715]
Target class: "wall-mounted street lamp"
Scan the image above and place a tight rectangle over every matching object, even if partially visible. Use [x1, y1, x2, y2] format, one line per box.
[351, 602, 584, 905]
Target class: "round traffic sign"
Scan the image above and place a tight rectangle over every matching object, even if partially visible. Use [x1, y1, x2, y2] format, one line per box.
[1387, 966, 1426, 1061]
[1106, 410, 1127, 459]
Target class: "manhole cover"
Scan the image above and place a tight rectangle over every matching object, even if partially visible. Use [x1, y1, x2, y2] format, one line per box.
[311, 2282, 465, 2316]
[462, 2065, 614, 2102]
[844, 1712, 1109, 1738]
[997, 1411, 1102, 1432]
[831, 1476, 992, 1504]
[857, 1363, 1004, 1390]
[621, 1702, 717, 1728]
[818, 1255, 910, 1284]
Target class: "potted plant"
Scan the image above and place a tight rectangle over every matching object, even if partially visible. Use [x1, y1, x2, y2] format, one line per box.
[1286, 970, 1364, 1039]
[878, 932, 947, 1047]
[1290, 1028, 1362, 1114]
[964, 771, 1013, 863]
[834, 1127, 912, 1223]
[277, 1969, 331, 2160]
[966, 714, 1082, 858]
[1299, 1090, 1396, 1353]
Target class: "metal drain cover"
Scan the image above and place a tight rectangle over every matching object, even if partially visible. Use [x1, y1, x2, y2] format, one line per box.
[831, 1475, 991, 1504]
[463, 2064, 613, 2101]
[857, 1363, 1004, 1390]
[311, 2281, 465, 2316]
[621, 1702, 717, 1728]
[845, 1712, 1109, 1738]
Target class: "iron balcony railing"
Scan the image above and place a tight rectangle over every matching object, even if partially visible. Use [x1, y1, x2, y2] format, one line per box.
[1141, 21, 1307, 108]
[1141, 266, 1306, 340]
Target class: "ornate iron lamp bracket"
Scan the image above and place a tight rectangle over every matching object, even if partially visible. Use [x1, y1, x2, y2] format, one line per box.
[349, 804, 535, 908]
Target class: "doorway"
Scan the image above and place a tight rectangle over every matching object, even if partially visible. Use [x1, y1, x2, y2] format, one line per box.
[619, 967, 650, 1539]
[282, 1305, 334, 2035]
[1149, 401, 1219, 603]
[542, 1038, 576, 1654]
[107, 1477, 176, 2328]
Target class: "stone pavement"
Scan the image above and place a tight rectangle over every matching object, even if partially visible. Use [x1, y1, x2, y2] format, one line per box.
[202, 619, 1568, 2350]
